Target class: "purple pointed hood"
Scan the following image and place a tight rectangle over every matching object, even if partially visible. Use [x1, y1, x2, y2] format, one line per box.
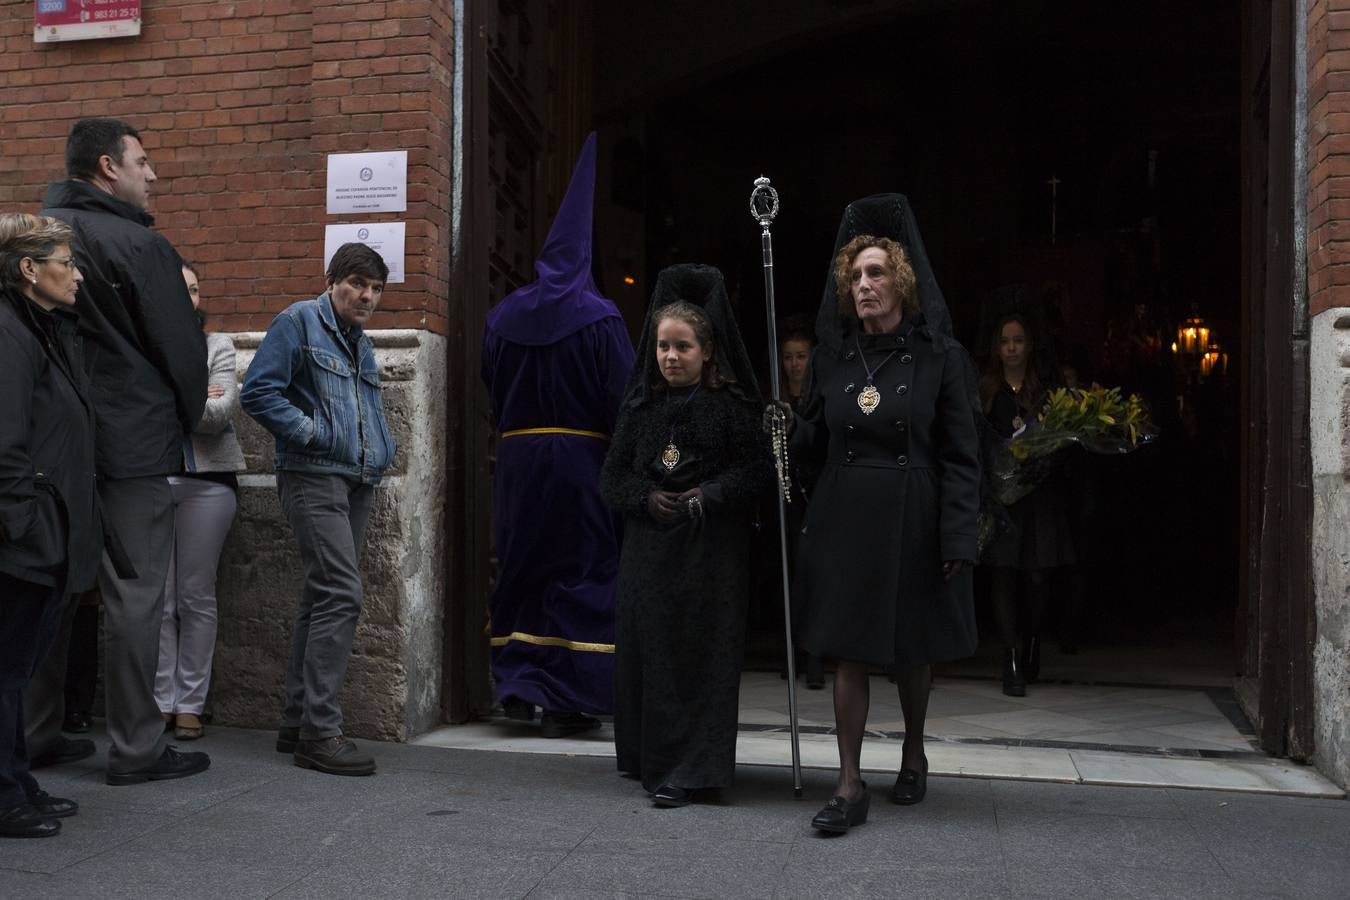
[485, 133, 622, 346]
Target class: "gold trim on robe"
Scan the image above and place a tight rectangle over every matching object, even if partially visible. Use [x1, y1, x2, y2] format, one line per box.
[500, 427, 609, 440]
[489, 631, 616, 653]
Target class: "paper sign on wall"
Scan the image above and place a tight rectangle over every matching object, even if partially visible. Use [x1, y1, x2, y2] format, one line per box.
[326, 151, 408, 214]
[324, 223, 406, 285]
[34, 0, 142, 43]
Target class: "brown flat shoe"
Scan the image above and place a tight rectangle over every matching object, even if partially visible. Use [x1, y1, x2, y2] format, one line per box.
[162, 712, 175, 732]
[174, 713, 204, 741]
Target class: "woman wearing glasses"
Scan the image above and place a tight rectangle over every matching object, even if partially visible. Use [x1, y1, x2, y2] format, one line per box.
[0, 214, 102, 838]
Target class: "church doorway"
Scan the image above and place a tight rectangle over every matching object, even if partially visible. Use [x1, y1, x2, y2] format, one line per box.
[452, 0, 1312, 763]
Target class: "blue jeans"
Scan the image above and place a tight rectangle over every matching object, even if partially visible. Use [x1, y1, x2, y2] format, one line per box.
[278, 472, 374, 739]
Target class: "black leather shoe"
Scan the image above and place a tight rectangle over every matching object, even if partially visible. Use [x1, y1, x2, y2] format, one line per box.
[652, 783, 695, 808]
[107, 746, 211, 786]
[0, 803, 60, 838]
[811, 786, 869, 834]
[276, 726, 300, 753]
[27, 791, 78, 818]
[892, 757, 928, 805]
[294, 736, 376, 776]
[30, 736, 96, 769]
[502, 696, 536, 722]
[805, 654, 825, 690]
[1001, 648, 1026, 697]
[540, 711, 601, 739]
[1021, 635, 1042, 684]
[62, 711, 92, 734]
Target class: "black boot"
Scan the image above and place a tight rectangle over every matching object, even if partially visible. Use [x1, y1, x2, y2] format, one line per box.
[1021, 636, 1041, 685]
[1001, 648, 1026, 697]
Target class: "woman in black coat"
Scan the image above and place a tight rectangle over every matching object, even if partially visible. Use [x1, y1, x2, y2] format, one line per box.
[779, 196, 981, 834]
[0, 214, 101, 839]
[600, 265, 773, 809]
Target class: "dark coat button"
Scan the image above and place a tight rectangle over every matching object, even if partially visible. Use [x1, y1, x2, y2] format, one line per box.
[897, 455, 909, 466]
[900, 353, 913, 364]
[845, 350, 856, 360]
[894, 419, 907, 431]
[844, 382, 855, 393]
[898, 336, 907, 346]
[845, 450, 856, 463]
[896, 384, 909, 395]
[846, 424, 855, 433]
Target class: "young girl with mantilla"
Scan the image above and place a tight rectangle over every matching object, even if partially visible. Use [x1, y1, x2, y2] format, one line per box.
[600, 264, 773, 809]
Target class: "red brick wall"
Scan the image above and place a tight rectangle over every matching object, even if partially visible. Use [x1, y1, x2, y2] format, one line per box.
[1310, 0, 1350, 316]
[0, 0, 452, 334]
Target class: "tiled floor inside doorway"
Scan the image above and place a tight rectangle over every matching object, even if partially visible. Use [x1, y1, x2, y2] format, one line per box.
[416, 670, 1343, 799]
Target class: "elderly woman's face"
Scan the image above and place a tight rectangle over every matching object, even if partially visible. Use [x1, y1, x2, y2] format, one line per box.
[27, 242, 83, 309]
[850, 247, 900, 331]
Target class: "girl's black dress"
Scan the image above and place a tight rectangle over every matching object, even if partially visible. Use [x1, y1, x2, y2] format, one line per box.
[598, 263, 773, 793]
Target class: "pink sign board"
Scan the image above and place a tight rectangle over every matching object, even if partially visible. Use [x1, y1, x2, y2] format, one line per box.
[34, 0, 141, 43]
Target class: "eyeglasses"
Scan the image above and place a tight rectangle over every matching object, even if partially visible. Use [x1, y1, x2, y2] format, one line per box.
[32, 256, 78, 270]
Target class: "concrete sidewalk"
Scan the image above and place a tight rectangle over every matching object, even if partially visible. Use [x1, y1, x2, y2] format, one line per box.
[1, 725, 1347, 899]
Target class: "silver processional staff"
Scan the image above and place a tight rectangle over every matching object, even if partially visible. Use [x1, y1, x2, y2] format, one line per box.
[750, 175, 804, 798]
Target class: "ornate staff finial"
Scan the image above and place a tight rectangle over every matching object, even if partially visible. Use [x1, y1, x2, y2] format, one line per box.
[750, 175, 779, 227]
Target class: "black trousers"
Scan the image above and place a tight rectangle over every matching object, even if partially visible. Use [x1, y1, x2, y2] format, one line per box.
[0, 572, 63, 809]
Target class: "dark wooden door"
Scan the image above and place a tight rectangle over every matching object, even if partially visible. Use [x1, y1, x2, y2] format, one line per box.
[445, 0, 592, 722]
[1237, 0, 1315, 759]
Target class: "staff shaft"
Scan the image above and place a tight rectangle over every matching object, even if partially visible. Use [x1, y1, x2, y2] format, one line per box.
[759, 221, 804, 798]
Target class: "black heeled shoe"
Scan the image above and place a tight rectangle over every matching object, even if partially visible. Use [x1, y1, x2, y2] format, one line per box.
[1021, 635, 1042, 684]
[892, 756, 928, 805]
[652, 783, 695, 808]
[1001, 648, 1026, 697]
[811, 784, 869, 834]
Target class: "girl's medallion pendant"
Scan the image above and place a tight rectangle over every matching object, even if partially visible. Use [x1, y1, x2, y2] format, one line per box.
[857, 383, 882, 415]
[661, 443, 681, 470]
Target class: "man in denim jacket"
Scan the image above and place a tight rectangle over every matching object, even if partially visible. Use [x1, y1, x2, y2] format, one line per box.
[241, 243, 396, 776]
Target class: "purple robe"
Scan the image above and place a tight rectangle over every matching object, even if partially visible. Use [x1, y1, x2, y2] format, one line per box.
[481, 133, 636, 714]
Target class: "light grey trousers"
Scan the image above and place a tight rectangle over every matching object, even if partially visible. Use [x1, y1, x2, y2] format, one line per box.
[100, 476, 175, 773]
[155, 476, 237, 716]
[277, 472, 373, 740]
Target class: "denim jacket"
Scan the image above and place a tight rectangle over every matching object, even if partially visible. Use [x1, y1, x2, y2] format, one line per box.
[241, 293, 396, 484]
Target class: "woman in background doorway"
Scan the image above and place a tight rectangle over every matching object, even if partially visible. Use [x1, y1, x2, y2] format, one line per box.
[979, 314, 1074, 696]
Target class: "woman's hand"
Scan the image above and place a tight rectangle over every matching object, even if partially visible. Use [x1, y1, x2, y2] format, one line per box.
[676, 487, 706, 520]
[207, 383, 225, 400]
[646, 490, 683, 524]
[942, 560, 968, 581]
[762, 401, 794, 437]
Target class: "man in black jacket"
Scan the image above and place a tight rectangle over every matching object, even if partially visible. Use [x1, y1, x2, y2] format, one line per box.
[38, 118, 211, 785]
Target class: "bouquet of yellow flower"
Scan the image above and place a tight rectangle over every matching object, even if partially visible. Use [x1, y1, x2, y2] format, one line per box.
[991, 386, 1156, 507]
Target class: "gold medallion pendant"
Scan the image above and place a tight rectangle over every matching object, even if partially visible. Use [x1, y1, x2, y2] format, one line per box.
[661, 443, 681, 470]
[857, 383, 882, 415]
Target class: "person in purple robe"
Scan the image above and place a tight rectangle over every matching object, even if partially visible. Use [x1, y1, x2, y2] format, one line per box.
[481, 133, 636, 738]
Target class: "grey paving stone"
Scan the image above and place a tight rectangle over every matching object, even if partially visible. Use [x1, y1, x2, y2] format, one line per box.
[0, 799, 176, 876]
[1163, 789, 1350, 898]
[269, 851, 566, 900]
[772, 862, 1010, 900]
[541, 839, 791, 899]
[7, 849, 310, 900]
[995, 809, 1223, 873]
[991, 778, 1186, 820]
[1005, 861, 1281, 900]
[523, 889, 647, 900]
